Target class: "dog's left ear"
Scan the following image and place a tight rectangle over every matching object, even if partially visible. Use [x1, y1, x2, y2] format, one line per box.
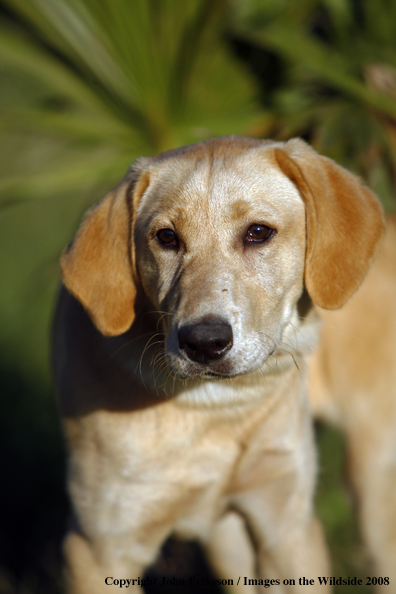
[274, 139, 385, 309]
[61, 165, 150, 336]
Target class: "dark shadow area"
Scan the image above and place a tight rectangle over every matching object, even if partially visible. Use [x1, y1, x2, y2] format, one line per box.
[145, 539, 222, 594]
[0, 363, 69, 594]
[227, 33, 285, 108]
[315, 423, 373, 594]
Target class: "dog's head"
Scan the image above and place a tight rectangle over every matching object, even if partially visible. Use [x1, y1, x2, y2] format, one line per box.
[61, 136, 384, 379]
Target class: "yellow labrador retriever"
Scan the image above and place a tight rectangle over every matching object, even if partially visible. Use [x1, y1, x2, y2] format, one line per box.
[53, 136, 384, 593]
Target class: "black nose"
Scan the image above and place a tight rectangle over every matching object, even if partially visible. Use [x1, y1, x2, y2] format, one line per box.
[178, 318, 233, 364]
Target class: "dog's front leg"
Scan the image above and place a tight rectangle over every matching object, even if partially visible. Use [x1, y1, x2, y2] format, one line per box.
[256, 515, 329, 593]
[205, 510, 257, 592]
[230, 392, 331, 593]
[233, 484, 330, 594]
[63, 528, 151, 594]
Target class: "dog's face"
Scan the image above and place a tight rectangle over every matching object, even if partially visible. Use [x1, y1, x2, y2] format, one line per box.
[135, 148, 306, 379]
[60, 136, 384, 381]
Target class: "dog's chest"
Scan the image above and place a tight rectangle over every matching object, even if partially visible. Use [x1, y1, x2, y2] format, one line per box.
[68, 384, 307, 544]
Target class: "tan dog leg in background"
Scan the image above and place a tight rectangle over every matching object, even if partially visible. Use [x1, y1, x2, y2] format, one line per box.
[310, 215, 396, 590]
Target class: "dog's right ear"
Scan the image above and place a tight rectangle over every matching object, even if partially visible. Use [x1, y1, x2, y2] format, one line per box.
[61, 164, 150, 336]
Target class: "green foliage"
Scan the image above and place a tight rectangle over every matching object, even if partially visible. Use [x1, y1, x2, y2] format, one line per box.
[0, 0, 262, 203]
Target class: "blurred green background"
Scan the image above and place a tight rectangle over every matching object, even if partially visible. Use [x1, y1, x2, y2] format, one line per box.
[1, 0, 395, 592]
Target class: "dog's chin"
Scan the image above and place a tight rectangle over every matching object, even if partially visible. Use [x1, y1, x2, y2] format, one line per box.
[165, 356, 235, 381]
[166, 353, 269, 381]
[168, 365, 236, 381]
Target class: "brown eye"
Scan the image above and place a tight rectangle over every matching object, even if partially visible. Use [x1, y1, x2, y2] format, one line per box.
[157, 228, 178, 248]
[245, 224, 274, 243]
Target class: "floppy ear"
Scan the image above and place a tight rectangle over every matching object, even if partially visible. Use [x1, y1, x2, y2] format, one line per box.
[274, 139, 385, 309]
[61, 166, 150, 336]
